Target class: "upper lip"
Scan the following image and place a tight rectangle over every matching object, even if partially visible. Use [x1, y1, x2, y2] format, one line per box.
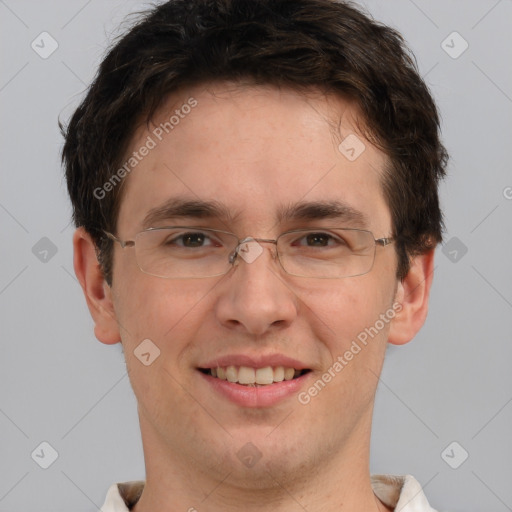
[199, 354, 310, 370]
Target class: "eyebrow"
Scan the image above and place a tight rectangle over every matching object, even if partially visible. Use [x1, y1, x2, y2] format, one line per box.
[276, 200, 369, 228]
[142, 199, 238, 229]
[141, 198, 369, 229]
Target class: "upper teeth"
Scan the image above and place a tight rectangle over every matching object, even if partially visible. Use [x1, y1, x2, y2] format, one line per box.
[210, 366, 300, 385]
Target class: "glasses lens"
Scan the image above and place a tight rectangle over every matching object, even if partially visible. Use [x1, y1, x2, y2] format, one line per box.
[134, 228, 237, 278]
[277, 228, 376, 278]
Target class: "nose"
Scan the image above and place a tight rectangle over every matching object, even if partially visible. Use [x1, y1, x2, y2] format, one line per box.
[214, 240, 298, 336]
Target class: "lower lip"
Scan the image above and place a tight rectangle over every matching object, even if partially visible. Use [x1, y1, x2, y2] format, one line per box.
[198, 370, 311, 408]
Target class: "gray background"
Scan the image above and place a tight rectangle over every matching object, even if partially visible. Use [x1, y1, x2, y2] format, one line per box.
[1, 1, 511, 511]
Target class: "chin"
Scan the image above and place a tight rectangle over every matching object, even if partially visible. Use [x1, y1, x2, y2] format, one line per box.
[207, 431, 312, 488]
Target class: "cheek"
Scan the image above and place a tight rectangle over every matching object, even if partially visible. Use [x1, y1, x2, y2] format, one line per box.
[297, 279, 394, 415]
[113, 278, 214, 413]
[297, 275, 393, 350]
[113, 274, 211, 359]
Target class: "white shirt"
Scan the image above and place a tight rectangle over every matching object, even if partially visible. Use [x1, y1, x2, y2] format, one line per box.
[100, 474, 438, 511]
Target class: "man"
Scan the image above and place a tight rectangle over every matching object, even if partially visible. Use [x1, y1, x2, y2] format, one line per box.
[61, 0, 448, 510]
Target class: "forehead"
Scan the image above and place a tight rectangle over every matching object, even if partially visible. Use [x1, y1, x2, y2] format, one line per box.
[116, 83, 391, 236]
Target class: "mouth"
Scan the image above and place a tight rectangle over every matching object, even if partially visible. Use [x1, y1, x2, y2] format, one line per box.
[198, 366, 312, 386]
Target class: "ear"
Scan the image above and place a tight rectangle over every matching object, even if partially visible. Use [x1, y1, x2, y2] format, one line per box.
[387, 249, 435, 346]
[72, 227, 121, 345]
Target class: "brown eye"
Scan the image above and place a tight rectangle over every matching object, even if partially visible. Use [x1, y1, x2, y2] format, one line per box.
[181, 232, 206, 247]
[163, 231, 215, 248]
[305, 233, 331, 246]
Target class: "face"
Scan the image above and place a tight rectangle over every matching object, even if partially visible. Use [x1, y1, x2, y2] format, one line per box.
[104, 84, 401, 485]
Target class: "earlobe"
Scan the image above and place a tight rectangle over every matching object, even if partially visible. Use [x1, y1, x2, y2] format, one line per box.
[72, 227, 121, 345]
[387, 249, 435, 346]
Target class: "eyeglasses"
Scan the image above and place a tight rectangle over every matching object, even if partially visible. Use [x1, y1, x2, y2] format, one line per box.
[104, 226, 394, 279]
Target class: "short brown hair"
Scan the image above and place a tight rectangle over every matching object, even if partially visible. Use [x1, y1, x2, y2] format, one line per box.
[61, 0, 448, 285]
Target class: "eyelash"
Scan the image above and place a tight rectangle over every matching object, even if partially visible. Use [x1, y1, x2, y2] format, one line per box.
[164, 230, 348, 248]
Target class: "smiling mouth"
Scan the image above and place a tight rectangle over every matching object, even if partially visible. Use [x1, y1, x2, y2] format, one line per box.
[198, 366, 311, 386]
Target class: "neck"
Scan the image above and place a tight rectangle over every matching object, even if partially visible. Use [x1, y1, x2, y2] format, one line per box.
[131, 412, 392, 512]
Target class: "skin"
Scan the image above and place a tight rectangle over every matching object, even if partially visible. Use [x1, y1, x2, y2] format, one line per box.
[74, 83, 434, 512]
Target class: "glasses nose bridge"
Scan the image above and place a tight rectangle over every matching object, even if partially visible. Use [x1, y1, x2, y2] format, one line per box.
[229, 236, 279, 265]
[242, 236, 278, 245]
